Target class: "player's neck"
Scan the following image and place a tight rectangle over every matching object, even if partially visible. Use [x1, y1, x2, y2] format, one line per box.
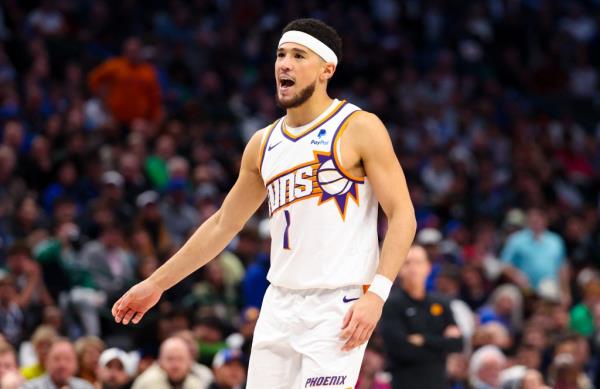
[285, 93, 333, 127]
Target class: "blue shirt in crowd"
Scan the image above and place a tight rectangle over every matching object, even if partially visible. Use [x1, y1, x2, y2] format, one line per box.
[500, 229, 566, 289]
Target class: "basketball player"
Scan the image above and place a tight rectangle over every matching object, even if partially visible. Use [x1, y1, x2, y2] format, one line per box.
[112, 18, 416, 388]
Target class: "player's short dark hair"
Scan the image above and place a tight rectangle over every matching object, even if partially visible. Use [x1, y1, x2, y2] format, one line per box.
[282, 18, 342, 63]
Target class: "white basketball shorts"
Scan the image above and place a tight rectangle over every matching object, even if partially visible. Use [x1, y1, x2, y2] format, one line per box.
[246, 284, 367, 389]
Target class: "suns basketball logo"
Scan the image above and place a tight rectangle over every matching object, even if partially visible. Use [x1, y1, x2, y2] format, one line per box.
[317, 159, 354, 195]
[265, 151, 361, 220]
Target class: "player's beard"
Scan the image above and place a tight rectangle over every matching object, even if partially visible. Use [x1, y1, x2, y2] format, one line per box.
[276, 80, 316, 109]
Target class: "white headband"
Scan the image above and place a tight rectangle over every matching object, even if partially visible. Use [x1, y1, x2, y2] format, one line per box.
[278, 30, 338, 65]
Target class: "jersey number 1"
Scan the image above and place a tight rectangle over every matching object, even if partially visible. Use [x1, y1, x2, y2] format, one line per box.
[283, 210, 291, 250]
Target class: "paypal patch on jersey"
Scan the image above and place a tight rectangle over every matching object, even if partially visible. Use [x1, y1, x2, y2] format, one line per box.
[311, 128, 329, 146]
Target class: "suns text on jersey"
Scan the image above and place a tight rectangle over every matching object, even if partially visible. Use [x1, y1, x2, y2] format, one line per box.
[266, 165, 321, 215]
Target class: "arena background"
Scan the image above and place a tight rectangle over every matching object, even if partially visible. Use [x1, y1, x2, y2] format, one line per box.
[0, 1, 599, 388]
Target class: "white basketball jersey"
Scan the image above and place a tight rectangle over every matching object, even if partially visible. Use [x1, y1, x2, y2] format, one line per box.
[258, 99, 380, 289]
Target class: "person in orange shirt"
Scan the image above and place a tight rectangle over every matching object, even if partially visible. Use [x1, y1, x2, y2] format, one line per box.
[88, 37, 163, 125]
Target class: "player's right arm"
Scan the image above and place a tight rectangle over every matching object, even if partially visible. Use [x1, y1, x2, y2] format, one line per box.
[112, 130, 267, 325]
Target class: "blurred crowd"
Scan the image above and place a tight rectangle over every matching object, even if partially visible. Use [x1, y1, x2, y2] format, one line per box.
[0, 0, 599, 388]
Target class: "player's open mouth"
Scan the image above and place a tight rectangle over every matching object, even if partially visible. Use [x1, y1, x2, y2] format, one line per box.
[279, 77, 295, 91]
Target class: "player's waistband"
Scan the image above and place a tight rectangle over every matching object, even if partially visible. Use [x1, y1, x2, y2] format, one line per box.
[268, 283, 370, 297]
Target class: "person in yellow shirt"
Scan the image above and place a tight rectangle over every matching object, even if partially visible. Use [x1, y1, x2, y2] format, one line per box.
[20, 325, 57, 380]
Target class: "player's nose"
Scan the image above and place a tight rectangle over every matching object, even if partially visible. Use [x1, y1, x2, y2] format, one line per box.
[278, 55, 293, 71]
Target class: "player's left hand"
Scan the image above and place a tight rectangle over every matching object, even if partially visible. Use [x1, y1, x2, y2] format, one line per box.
[340, 292, 383, 351]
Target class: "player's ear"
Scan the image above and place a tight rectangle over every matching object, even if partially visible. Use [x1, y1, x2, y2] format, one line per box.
[320, 63, 336, 82]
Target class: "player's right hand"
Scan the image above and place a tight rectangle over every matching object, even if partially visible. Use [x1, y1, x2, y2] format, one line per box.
[340, 292, 383, 351]
[112, 279, 163, 325]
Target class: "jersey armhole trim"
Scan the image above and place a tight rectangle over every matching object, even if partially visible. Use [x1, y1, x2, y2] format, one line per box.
[331, 110, 365, 183]
[257, 119, 280, 176]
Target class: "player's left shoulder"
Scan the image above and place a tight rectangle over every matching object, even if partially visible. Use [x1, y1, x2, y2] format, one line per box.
[344, 110, 392, 155]
[345, 110, 386, 134]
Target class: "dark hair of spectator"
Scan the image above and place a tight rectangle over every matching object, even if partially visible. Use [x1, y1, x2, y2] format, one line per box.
[6, 241, 31, 258]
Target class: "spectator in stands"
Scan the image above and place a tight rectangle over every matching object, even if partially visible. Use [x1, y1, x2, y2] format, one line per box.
[75, 336, 106, 384]
[50, 197, 79, 226]
[42, 160, 82, 213]
[145, 134, 176, 189]
[501, 208, 571, 305]
[19, 136, 53, 193]
[97, 348, 136, 389]
[415, 228, 444, 291]
[173, 330, 214, 384]
[460, 265, 490, 310]
[355, 345, 392, 389]
[224, 307, 258, 354]
[132, 336, 209, 389]
[1, 371, 26, 389]
[159, 178, 199, 247]
[130, 230, 158, 260]
[436, 264, 476, 351]
[520, 369, 550, 389]
[134, 191, 174, 257]
[552, 334, 594, 388]
[380, 245, 463, 389]
[0, 145, 23, 207]
[548, 353, 592, 389]
[26, 0, 66, 37]
[63, 223, 129, 335]
[80, 224, 136, 301]
[9, 196, 47, 240]
[478, 284, 524, 334]
[119, 152, 151, 207]
[5, 242, 53, 320]
[185, 260, 240, 322]
[0, 342, 24, 388]
[88, 170, 134, 229]
[469, 345, 506, 389]
[40, 305, 65, 335]
[0, 274, 24, 347]
[570, 279, 600, 337]
[209, 349, 246, 389]
[191, 316, 227, 368]
[241, 220, 270, 309]
[514, 343, 543, 372]
[88, 37, 163, 125]
[20, 325, 59, 380]
[24, 338, 93, 389]
[472, 322, 513, 351]
[32, 220, 84, 302]
[447, 353, 469, 389]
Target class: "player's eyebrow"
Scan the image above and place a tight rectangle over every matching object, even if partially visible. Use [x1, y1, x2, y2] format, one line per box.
[277, 47, 309, 55]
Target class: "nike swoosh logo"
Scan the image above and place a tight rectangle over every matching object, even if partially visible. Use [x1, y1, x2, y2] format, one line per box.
[268, 141, 283, 151]
[343, 296, 359, 303]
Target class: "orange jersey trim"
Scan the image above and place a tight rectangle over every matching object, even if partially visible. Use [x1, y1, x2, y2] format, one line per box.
[332, 111, 365, 183]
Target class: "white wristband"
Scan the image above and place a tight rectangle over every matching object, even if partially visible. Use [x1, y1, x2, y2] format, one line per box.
[368, 274, 393, 302]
